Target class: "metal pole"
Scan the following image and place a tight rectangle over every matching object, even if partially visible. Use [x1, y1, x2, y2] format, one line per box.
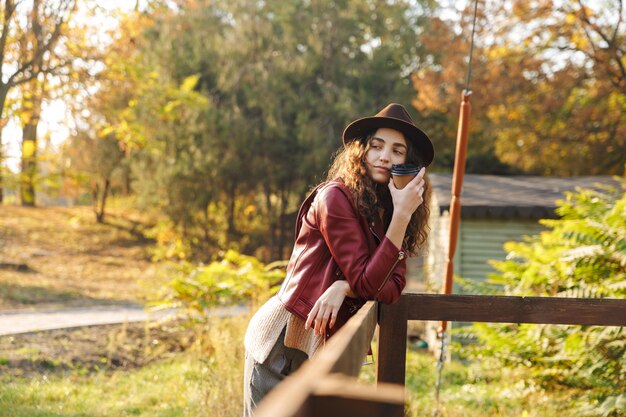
[434, 90, 472, 415]
[441, 90, 471, 329]
[434, 0, 478, 412]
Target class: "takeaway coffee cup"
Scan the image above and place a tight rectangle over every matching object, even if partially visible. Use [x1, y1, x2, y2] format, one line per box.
[391, 164, 421, 189]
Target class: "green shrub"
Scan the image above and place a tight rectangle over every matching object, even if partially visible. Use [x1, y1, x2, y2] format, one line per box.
[465, 183, 626, 416]
[155, 250, 285, 317]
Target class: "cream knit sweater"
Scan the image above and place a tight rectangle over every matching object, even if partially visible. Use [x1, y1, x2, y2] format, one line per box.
[244, 296, 323, 364]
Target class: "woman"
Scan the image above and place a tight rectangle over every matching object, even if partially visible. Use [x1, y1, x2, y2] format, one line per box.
[243, 103, 434, 416]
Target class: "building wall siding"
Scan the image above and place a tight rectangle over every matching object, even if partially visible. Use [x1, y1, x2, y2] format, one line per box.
[456, 219, 545, 293]
[424, 215, 546, 349]
[425, 207, 546, 293]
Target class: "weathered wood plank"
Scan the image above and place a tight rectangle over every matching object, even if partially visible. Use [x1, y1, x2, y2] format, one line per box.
[307, 375, 404, 417]
[404, 293, 626, 326]
[376, 296, 408, 385]
[328, 300, 379, 376]
[254, 301, 379, 417]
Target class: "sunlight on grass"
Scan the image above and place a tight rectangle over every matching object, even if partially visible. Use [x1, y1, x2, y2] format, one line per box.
[0, 315, 248, 417]
[1, 357, 197, 417]
[359, 345, 575, 417]
[0, 205, 157, 308]
[1, 314, 591, 417]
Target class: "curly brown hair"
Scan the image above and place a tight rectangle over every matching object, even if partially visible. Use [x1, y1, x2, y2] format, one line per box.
[325, 133, 431, 256]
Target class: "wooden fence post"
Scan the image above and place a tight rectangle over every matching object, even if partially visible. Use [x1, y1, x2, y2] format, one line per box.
[306, 375, 404, 417]
[255, 292, 626, 417]
[376, 296, 408, 386]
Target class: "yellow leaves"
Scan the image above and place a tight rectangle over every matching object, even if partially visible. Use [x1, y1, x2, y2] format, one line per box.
[486, 104, 507, 123]
[243, 204, 257, 217]
[507, 108, 523, 122]
[98, 125, 116, 138]
[180, 74, 201, 93]
[488, 45, 511, 60]
[571, 31, 588, 50]
[487, 103, 526, 123]
[607, 90, 626, 113]
[18, 108, 33, 125]
[22, 140, 36, 158]
[162, 101, 178, 115]
[578, 5, 594, 20]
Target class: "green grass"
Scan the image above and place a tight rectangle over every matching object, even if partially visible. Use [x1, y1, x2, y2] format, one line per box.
[1, 355, 202, 417]
[0, 316, 247, 417]
[0, 314, 598, 417]
[404, 354, 567, 417]
[359, 347, 582, 417]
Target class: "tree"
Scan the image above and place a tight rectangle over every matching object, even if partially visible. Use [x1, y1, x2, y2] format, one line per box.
[207, 0, 436, 258]
[494, 0, 626, 175]
[0, 0, 76, 204]
[99, 3, 220, 255]
[413, 0, 626, 175]
[63, 3, 162, 222]
[98, 0, 438, 260]
[63, 130, 125, 223]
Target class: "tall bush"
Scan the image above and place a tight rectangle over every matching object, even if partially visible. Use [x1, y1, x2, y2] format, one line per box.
[155, 250, 285, 318]
[466, 183, 625, 416]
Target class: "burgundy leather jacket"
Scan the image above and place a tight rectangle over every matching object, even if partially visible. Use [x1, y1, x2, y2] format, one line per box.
[277, 180, 407, 339]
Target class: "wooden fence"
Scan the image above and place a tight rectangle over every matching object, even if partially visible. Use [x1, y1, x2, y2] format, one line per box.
[254, 292, 626, 417]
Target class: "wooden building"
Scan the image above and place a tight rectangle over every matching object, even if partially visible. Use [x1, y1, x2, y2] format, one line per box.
[421, 174, 619, 293]
[416, 174, 620, 349]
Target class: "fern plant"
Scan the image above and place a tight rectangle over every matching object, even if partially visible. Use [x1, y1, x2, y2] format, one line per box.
[154, 250, 285, 318]
[465, 182, 625, 416]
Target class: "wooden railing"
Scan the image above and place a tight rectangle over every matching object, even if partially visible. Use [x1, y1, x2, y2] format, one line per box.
[254, 292, 626, 417]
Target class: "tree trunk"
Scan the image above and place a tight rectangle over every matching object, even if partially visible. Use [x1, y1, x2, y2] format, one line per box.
[20, 95, 41, 207]
[0, 142, 3, 204]
[95, 178, 110, 223]
[122, 164, 131, 194]
[92, 182, 99, 218]
[0, 84, 11, 204]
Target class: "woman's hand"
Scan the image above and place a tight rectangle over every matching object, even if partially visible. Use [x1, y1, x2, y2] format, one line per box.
[305, 280, 352, 336]
[385, 167, 426, 250]
[388, 167, 426, 218]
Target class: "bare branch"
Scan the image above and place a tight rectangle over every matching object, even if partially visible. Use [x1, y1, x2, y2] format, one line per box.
[575, 1, 616, 49]
[574, 0, 626, 92]
[555, 44, 596, 63]
[7, 68, 38, 87]
[10, 2, 71, 87]
[580, 19, 599, 56]
[611, 0, 623, 43]
[0, 0, 17, 84]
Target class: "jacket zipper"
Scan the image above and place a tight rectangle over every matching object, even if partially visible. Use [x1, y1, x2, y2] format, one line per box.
[376, 250, 406, 293]
[369, 225, 406, 294]
[369, 225, 381, 242]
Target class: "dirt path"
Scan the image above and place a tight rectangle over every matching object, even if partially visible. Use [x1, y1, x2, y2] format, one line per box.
[0, 304, 247, 336]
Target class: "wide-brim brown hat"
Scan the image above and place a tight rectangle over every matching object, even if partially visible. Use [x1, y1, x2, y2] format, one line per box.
[342, 103, 434, 166]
